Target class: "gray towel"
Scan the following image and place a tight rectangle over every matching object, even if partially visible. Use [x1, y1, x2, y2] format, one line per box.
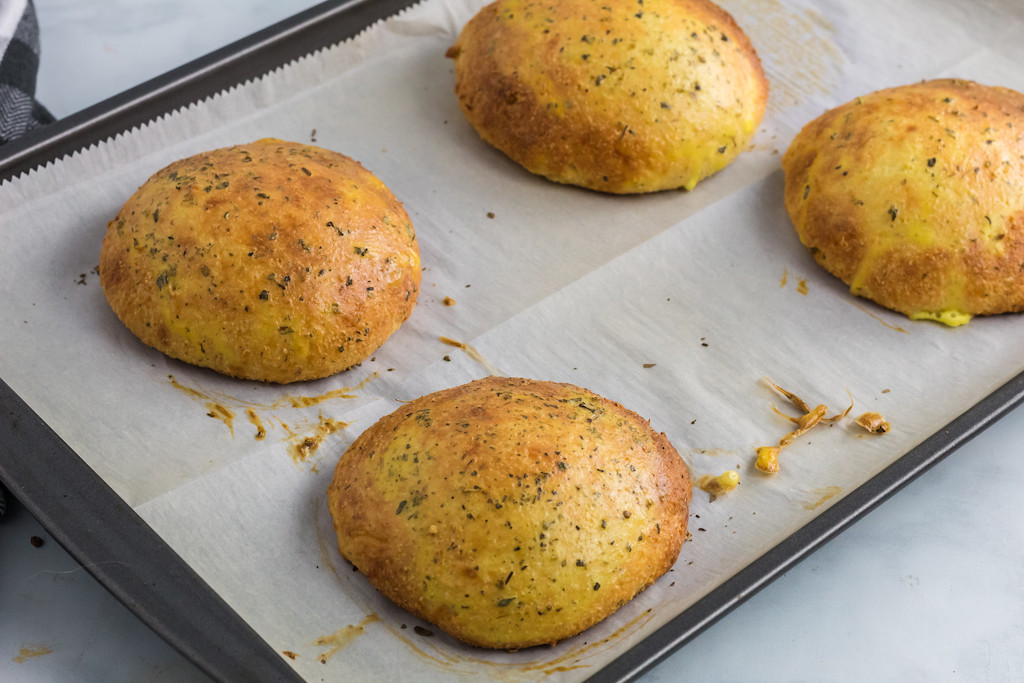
[0, 0, 53, 144]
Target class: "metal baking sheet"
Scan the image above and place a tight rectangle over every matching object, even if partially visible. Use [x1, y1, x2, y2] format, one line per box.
[3, 0, 1024, 681]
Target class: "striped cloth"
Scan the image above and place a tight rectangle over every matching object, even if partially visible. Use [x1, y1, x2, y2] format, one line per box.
[0, 0, 52, 514]
[0, 0, 53, 145]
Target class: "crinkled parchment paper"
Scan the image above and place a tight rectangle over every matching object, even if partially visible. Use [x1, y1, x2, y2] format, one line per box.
[3, 0, 1024, 679]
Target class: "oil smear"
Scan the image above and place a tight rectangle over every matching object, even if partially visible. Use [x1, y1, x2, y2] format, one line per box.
[730, 0, 845, 115]
[314, 614, 381, 663]
[13, 645, 53, 663]
[438, 336, 505, 376]
[803, 485, 842, 510]
[850, 302, 910, 334]
[167, 373, 369, 441]
[285, 412, 350, 470]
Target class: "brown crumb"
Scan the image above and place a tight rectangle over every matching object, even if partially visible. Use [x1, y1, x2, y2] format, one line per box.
[442, 296, 456, 306]
[855, 412, 891, 433]
[643, 363, 656, 368]
[30, 536, 45, 548]
[282, 650, 299, 660]
[697, 471, 739, 501]
[487, 212, 495, 219]
[754, 378, 853, 473]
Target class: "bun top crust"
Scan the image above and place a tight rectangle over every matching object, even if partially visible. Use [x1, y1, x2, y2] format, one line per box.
[447, 0, 768, 194]
[327, 376, 691, 649]
[783, 79, 1024, 326]
[100, 139, 421, 382]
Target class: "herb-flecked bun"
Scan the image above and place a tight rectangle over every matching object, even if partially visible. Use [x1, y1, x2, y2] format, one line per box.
[783, 79, 1024, 327]
[446, 0, 768, 194]
[327, 376, 692, 649]
[100, 139, 421, 383]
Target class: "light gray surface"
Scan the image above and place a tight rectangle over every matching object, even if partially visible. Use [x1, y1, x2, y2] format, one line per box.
[3, 0, 1023, 680]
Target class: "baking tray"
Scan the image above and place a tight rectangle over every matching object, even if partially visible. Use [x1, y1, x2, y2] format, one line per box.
[3, 0, 1024, 681]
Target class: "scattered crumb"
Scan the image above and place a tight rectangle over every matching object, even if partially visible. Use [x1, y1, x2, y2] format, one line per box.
[754, 378, 853, 473]
[443, 355, 451, 362]
[855, 412, 891, 433]
[442, 296, 456, 306]
[282, 651, 299, 660]
[30, 536, 44, 548]
[697, 471, 740, 501]
[487, 212, 495, 219]
[643, 363, 656, 368]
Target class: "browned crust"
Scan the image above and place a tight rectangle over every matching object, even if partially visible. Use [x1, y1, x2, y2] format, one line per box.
[782, 79, 1024, 321]
[99, 139, 421, 383]
[327, 376, 692, 649]
[447, 0, 767, 194]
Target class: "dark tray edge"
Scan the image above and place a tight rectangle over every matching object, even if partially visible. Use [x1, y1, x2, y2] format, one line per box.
[0, 377, 302, 682]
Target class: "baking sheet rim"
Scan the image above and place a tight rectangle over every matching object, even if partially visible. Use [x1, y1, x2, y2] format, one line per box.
[3, 1, 1024, 680]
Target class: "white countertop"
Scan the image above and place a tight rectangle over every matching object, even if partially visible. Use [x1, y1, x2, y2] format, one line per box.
[3, 1, 1023, 681]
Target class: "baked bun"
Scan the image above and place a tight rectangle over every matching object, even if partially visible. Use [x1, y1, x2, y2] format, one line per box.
[783, 79, 1024, 326]
[327, 376, 691, 649]
[446, 0, 768, 194]
[100, 139, 421, 383]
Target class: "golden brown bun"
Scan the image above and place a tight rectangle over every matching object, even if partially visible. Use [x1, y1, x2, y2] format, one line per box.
[446, 0, 768, 194]
[100, 139, 421, 383]
[783, 79, 1024, 327]
[327, 376, 691, 649]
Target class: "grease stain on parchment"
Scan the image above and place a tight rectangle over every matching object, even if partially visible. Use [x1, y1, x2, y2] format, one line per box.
[522, 608, 657, 676]
[850, 302, 910, 334]
[283, 412, 350, 471]
[803, 485, 843, 510]
[314, 614, 381, 663]
[438, 336, 505, 376]
[13, 645, 53, 663]
[168, 374, 372, 463]
[726, 0, 845, 115]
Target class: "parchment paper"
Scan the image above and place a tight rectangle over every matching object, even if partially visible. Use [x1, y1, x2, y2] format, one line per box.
[3, 0, 1024, 680]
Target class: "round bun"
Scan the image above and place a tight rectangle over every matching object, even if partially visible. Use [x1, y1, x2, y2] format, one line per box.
[783, 79, 1024, 326]
[100, 139, 421, 383]
[327, 376, 691, 649]
[446, 0, 768, 194]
